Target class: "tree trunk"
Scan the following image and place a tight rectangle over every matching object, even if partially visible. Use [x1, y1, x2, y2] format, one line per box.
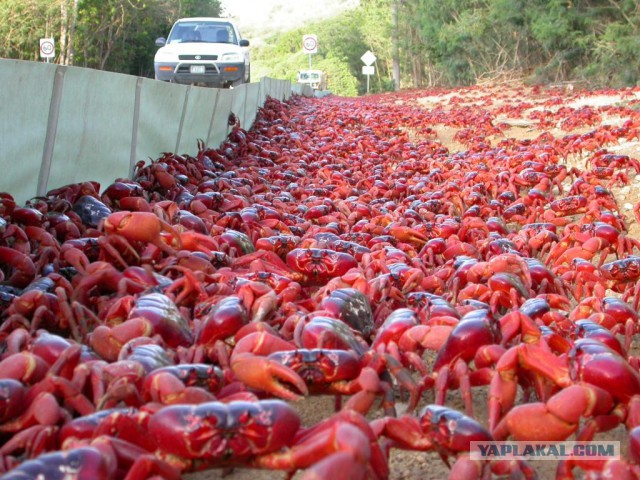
[392, 0, 400, 91]
[99, 4, 126, 71]
[69, 0, 78, 65]
[411, 27, 422, 88]
[60, 0, 68, 64]
[412, 57, 423, 89]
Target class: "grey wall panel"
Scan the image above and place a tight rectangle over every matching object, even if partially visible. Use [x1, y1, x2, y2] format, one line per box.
[291, 84, 314, 97]
[231, 84, 249, 129]
[243, 83, 261, 129]
[0, 60, 56, 204]
[0, 56, 291, 204]
[257, 78, 265, 107]
[264, 77, 276, 100]
[208, 89, 234, 147]
[283, 80, 292, 100]
[177, 86, 219, 154]
[47, 66, 137, 194]
[259, 77, 270, 99]
[135, 79, 188, 170]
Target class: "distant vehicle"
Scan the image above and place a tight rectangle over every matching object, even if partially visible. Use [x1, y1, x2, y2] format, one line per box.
[154, 17, 250, 88]
[297, 70, 327, 90]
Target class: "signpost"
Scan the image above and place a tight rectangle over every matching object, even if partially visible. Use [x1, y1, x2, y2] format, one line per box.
[40, 38, 55, 63]
[302, 34, 317, 69]
[361, 50, 376, 94]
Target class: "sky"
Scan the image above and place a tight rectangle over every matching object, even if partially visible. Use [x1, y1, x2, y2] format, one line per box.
[219, 0, 359, 39]
[220, 0, 277, 23]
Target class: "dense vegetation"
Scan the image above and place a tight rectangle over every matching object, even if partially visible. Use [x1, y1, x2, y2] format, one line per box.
[256, 0, 640, 95]
[2, 0, 639, 95]
[0, 0, 221, 76]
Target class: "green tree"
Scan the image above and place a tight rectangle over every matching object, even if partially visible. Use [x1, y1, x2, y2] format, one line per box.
[0, 0, 62, 61]
[253, 3, 396, 95]
[74, 0, 220, 75]
[2, 0, 640, 91]
[316, 56, 359, 96]
[0, 0, 220, 76]
[580, 0, 640, 86]
[179, 0, 222, 18]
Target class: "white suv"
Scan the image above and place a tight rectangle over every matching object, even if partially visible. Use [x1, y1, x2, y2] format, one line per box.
[154, 18, 250, 88]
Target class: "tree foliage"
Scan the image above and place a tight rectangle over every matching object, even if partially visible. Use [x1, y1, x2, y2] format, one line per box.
[251, 5, 385, 96]
[396, 0, 640, 87]
[1, 0, 639, 93]
[0, 0, 61, 60]
[0, 0, 220, 76]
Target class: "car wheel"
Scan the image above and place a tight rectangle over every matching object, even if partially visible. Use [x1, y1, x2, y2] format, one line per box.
[244, 67, 251, 84]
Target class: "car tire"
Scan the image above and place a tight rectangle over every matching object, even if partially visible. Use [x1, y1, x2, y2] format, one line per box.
[244, 67, 251, 84]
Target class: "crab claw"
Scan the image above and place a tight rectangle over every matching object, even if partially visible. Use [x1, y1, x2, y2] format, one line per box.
[386, 224, 428, 246]
[492, 384, 615, 442]
[103, 211, 181, 254]
[492, 401, 577, 442]
[231, 353, 309, 401]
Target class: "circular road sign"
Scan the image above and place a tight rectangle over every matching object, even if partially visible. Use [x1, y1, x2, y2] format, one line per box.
[40, 38, 55, 58]
[302, 35, 318, 54]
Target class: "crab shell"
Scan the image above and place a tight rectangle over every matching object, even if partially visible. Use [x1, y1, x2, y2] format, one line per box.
[149, 400, 301, 468]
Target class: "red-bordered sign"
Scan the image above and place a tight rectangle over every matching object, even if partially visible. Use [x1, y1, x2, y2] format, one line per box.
[302, 35, 317, 54]
[40, 38, 55, 59]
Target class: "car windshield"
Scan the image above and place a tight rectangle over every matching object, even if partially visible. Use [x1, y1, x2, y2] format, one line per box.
[167, 21, 238, 45]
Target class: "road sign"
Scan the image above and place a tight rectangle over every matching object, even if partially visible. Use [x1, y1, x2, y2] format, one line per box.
[361, 50, 376, 66]
[40, 38, 55, 59]
[302, 35, 318, 55]
[362, 65, 375, 94]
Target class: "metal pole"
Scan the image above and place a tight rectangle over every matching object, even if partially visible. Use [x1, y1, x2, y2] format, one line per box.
[367, 74, 370, 94]
[309, 54, 312, 69]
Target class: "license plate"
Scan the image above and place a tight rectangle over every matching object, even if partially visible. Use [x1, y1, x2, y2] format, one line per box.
[190, 65, 205, 74]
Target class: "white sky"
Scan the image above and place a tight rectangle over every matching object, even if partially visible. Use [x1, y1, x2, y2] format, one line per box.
[220, 0, 275, 22]
[219, 0, 359, 37]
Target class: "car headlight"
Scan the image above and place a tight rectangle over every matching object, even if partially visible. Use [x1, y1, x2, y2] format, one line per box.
[220, 52, 243, 63]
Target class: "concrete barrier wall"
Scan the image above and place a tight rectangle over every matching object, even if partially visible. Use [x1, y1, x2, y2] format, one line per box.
[291, 84, 315, 97]
[0, 59, 291, 204]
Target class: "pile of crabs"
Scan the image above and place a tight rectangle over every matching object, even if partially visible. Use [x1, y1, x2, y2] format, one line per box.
[2, 84, 640, 479]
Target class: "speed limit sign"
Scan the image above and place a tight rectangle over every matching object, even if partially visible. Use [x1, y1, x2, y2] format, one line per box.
[302, 35, 317, 55]
[40, 38, 55, 59]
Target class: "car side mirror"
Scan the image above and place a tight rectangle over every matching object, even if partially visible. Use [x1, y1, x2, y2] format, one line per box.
[155, 37, 167, 47]
[239, 39, 250, 47]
